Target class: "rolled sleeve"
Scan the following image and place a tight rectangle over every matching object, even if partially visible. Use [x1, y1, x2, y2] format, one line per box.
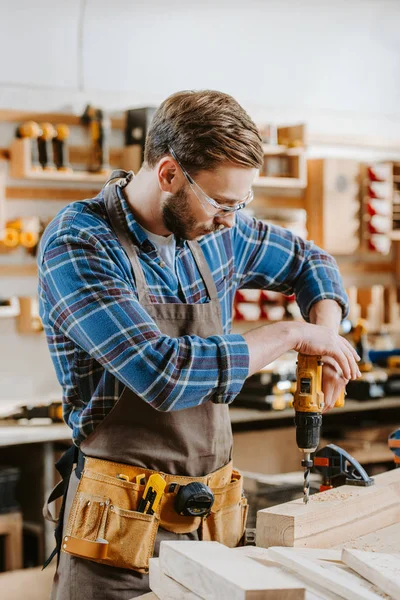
[208, 334, 249, 404]
[297, 278, 350, 322]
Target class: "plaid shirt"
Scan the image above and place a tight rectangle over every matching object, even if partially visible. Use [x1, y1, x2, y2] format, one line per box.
[38, 188, 349, 446]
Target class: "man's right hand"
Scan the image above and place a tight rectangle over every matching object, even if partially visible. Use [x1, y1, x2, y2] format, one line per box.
[243, 321, 361, 379]
[290, 321, 361, 381]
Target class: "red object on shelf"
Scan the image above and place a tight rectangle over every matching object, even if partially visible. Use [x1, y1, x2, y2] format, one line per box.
[367, 200, 390, 217]
[367, 166, 385, 182]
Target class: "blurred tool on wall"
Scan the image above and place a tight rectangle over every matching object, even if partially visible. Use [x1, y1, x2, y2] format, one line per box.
[81, 104, 110, 173]
[125, 107, 156, 164]
[0, 217, 49, 256]
[38, 122, 56, 171]
[52, 124, 72, 172]
[15, 121, 42, 171]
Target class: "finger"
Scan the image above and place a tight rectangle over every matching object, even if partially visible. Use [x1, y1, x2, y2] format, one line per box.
[341, 336, 361, 362]
[323, 381, 345, 413]
[339, 340, 361, 379]
[325, 347, 351, 380]
[322, 383, 334, 413]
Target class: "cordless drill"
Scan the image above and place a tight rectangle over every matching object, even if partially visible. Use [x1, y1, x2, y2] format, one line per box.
[293, 354, 345, 504]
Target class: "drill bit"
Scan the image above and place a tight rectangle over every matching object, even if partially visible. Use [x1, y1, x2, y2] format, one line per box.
[303, 451, 311, 504]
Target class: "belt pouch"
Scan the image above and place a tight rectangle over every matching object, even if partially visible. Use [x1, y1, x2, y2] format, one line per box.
[201, 469, 248, 548]
[63, 468, 159, 573]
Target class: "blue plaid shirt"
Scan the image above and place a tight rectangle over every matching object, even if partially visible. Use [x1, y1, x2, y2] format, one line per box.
[38, 188, 349, 446]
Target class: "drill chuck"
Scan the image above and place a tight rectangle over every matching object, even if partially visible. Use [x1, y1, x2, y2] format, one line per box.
[295, 411, 322, 452]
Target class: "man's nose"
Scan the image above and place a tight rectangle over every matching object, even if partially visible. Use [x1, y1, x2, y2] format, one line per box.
[214, 213, 235, 230]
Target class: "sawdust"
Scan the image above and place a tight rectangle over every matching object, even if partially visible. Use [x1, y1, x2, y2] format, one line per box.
[310, 491, 353, 502]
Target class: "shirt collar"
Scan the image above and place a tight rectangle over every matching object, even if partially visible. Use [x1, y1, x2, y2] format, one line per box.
[114, 184, 187, 251]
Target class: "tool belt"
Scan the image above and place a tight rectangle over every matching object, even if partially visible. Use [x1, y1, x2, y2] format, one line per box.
[45, 450, 248, 574]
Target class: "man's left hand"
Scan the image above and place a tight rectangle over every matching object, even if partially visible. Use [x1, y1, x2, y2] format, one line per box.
[321, 355, 348, 413]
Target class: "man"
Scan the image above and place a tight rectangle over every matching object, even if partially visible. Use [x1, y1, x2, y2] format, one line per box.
[39, 90, 360, 599]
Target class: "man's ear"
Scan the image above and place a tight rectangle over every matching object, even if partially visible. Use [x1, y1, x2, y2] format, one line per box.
[157, 157, 180, 192]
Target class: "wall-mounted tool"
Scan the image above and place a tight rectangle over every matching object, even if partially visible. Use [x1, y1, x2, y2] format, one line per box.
[345, 320, 387, 400]
[81, 105, 110, 173]
[38, 122, 56, 170]
[388, 429, 400, 467]
[53, 124, 72, 172]
[16, 121, 42, 171]
[125, 107, 155, 165]
[293, 354, 345, 504]
[5, 400, 62, 422]
[350, 319, 372, 372]
[0, 217, 40, 253]
[313, 443, 374, 491]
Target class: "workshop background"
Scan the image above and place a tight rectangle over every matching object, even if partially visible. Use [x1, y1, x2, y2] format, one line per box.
[0, 0, 400, 595]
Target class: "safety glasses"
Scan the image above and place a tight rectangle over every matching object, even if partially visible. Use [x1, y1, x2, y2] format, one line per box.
[168, 146, 254, 215]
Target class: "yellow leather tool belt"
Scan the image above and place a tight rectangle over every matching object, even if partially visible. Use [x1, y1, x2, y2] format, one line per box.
[63, 456, 248, 573]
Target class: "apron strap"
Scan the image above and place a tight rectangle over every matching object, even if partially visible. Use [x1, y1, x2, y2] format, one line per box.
[188, 241, 219, 302]
[42, 444, 79, 569]
[104, 178, 222, 305]
[103, 177, 150, 305]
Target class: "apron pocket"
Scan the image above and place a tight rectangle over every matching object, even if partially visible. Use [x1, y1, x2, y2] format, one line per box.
[202, 496, 248, 548]
[67, 492, 110, 541]
[103, 505, 159, 572]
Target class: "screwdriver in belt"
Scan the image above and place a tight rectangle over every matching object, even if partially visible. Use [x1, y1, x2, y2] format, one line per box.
[137, 474, 166, 514]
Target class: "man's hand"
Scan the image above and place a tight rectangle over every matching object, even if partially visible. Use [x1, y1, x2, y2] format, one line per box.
[321, 356, 348, 413]
[292, 322, 361, 381]
[308, 299, 357, 412]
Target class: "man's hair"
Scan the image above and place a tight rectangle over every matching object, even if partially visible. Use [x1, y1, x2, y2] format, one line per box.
[144, 90, 264, 175]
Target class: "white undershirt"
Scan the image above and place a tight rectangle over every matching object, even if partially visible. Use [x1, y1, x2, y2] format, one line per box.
[141, 225, 177, 274]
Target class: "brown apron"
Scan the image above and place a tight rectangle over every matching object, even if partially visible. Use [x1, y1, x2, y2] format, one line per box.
[50, 172, 234, 599]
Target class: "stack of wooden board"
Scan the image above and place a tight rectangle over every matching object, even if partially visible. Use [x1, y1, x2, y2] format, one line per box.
[256, 468, 400, 549]
[135, 469, 400, 599]
[135, 542, 400, 599]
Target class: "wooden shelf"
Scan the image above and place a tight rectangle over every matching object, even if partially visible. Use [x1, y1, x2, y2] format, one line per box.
[390, 230, 400, 241]
[254, 176, 307, 189]
[262, 145, 303, 156]
[11, 169, 108, 184]
[0, 109, 124, 129]
[6, 187, 101, 201]
[10, 138, 110, 183]
[0, 264, 37, 276]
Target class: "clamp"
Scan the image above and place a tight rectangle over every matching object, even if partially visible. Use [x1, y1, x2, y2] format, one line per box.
[313, 443, 374, 491]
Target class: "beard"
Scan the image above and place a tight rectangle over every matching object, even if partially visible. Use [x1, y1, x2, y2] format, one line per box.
[162, 186, 220, 240]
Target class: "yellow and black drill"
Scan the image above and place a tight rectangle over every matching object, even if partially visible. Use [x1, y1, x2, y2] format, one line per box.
[293, 354, 345, 504]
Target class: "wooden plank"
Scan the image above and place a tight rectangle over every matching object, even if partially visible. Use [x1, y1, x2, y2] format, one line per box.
[233, 545, 342, 564]
[0, 109, 124, 129]
[256, 469, 400, 549]
[304, 159, 324, 247]
[342, 549, 400, 600]
[6, 187, 99, 201]
[0, 264, 37, 276]
[338, 522, 400, 554]
[159, 541, 306, 600]
[232, 547, 341, 600]
[150, 558, 201, 599]
[268, 547, 383, 600]
[135, 594, 159, 600]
